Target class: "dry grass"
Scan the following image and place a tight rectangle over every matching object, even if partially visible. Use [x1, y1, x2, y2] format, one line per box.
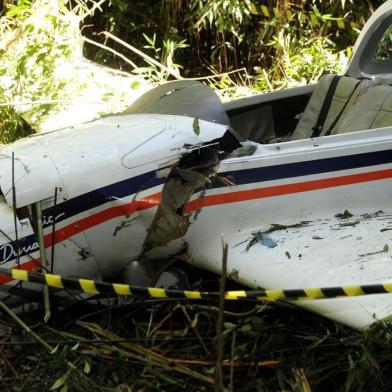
[1, 269, 392, 392]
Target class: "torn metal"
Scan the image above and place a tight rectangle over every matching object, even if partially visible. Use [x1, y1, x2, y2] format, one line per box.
[143, 140, 228, 253]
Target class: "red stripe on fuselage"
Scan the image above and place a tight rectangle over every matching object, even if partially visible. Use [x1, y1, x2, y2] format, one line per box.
[2, 168, 392, 285]
[27, 168, 392, 249]
[186, 168, 392, 212]
[43, 192, 162, 247]
[0, 194, 162, 285]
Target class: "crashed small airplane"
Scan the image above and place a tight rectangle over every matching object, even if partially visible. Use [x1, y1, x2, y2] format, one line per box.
[2, 1, 392, 329]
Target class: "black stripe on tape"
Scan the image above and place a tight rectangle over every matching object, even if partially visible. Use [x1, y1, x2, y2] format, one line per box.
[94, 281, 117, 295]
[360, 284, 388, 295]
[63, 278, 84, 292]
[165, 290, 190, 298]
[27, 272, 46, 285]
[321, 287, 346, 297]
[283, 289, 307, 299]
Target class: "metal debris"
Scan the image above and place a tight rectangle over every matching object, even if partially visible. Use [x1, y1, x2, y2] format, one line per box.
[339, 220, 360, 227]
[229, 268, 240, 280]
[361, 210, 383, 219]
[335, 209, 353, 219]
[246, 231, 277, 251]
[113, 217, 139, 236]
[143, 147, 220, 253]
[264, 221, 311, 233]
[143, 168, 211, 252]
[359, 244, 389, 258]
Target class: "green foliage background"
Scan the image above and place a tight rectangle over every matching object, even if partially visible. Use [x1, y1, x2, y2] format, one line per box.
[0, 0, 388, 143]
[84, 0, 385, 84]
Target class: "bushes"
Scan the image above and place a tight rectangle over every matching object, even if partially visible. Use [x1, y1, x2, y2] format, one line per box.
[84, 0, 386, 88]
[0, 0, 150, 143]
[0, 0, 84, 142]
[0, 0, 387, 143]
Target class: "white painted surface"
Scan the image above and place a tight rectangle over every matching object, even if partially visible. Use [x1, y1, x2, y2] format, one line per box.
[184, 127, 392, 328]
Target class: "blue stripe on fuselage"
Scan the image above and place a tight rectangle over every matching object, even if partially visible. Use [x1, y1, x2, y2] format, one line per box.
[1, 148, 392, 265]
[216, 149, 392, 188]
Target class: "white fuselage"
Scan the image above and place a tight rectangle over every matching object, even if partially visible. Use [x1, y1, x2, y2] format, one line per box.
[1, 114, 392, 329]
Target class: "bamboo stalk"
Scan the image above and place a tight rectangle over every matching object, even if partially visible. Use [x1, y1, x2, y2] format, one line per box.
[215, 241, 228, 391]
[11, 153, 19, 269]
[50, 187, 58, 273]
[78, 321, 214, 384]
[0, 300, 98, 387]
[0, 299, 53, 353]
[82, 36, 138, 69]
[168, 358, 280, 368]
[34, 202, 51, 323]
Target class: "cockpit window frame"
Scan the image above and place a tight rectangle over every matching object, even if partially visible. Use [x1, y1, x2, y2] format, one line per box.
[360, 14, 392, 76]
[346, 1, 392, 79]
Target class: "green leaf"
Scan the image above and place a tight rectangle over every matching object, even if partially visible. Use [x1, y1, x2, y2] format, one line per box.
[241, 324, 252, 332]
[224, 322, 237, 331]
[131, 81, 141, 89]
[193, 117, 200, 135]
[83, 359, 91, 374]
[50, 344, 60, 354]
[59, 384, 68, 392]
[50, 373, 68, 390]
[205, 367, 215, 374]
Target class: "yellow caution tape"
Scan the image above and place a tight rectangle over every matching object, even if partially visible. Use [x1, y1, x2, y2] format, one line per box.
[2, 268, 392, 301]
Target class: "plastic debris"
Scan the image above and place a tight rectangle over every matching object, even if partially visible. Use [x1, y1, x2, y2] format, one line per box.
[246, 231, 277, 251]
[258, 233, 277, 248]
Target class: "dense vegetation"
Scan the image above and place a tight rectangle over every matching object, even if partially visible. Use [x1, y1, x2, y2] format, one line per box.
[0, 0, 386, 143]
[2, 295, 392, 392]
[84, 0, 383, 85]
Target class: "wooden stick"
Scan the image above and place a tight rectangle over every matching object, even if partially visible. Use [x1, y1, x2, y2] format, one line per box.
[0, 300, 98, 388]
[34, 202, 51, 323]
[82, 36, 138, 69]
[50, 187, 58, 273]
[215, 241, 228, 391]
[0, 299, 53, 353]
[168, 358, 280, 368]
